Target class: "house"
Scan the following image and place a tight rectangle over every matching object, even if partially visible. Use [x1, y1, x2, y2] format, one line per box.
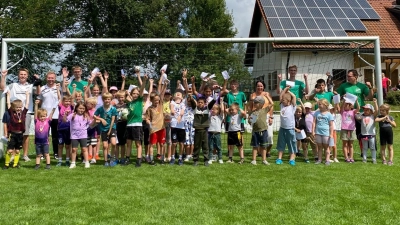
[245, 0, 400, 96]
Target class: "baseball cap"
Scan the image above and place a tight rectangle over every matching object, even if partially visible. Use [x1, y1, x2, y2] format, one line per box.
[362, 104, 374, 112]
[109, 86, 118, 91]
[304, 102, 312, 108]
[165, 89, 171, 95]
[253, 96, 265, 105]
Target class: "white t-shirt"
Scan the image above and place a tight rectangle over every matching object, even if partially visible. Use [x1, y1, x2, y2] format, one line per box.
[280, 103, 295, 129]
[8, 82, 34, 113]
[39, 85, 59, 119]
[170, 100, 185, 129]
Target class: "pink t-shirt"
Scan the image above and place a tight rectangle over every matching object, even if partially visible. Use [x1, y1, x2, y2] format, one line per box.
[34, 118, 51, 144]
[382, 77, 389, 88]
[67, 114, 92, 139]
[305, 111, 315, 133]
[58, 103, 74, 130]
[341, 110, 356, 130]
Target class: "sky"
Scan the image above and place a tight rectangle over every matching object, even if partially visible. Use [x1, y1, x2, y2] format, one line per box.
[225, 0, 255, 38]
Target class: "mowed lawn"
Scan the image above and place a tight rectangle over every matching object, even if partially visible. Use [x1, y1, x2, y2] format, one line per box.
[1, 120, 400, 225]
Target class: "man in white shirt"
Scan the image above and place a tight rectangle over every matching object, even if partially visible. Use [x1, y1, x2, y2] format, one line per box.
[1, 68, 34, 162]
[37, 71, 60, 159]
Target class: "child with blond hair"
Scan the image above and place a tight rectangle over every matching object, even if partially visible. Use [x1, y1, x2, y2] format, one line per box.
[312, 98, 334, 165]
[340, 96, 360, 163]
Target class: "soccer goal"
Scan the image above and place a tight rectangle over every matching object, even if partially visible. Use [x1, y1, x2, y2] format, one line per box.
[0, 37, 383, 155]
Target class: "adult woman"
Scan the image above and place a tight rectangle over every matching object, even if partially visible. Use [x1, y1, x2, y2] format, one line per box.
[247, 80, 274, 157]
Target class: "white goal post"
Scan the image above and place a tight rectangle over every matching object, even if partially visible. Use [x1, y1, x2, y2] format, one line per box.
[0, 37, 383, 155]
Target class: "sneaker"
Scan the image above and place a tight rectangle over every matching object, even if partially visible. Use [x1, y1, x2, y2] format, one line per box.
[227, 159, 234, 163]
[350, 159, 355, 163]
[23, 155, 31, 162]
[54, 154, 58, 160]
[262, 160, 270, 165]
[160, 160, 165, 165]
[329, 159, 334, 163]
[69, 163, 76, 169]
[251, 160, 257, 165]
[34, 164, 40, 170]
[104, 162, 110, 167]
[90, 158, 96, 164]
[333, 158, 339, 163]
[212, 154, 217, 161]
[289, 160, 296, 166]
[208, 160, 213, 165]
[156, 154, 161, 160]
[218, 159, 223, 164]
[382, 160, 387, 165]
[45, 164, 51, 170]
[275, 159, 283, 165]
[66, 161, 71, 167]
[266, 153, 271, 158]
[325, 161, 330, 166]
[204, 161, 209, 167]
[362, 159, 367, 163]
[148, 160, 156, 166]
[372, 159, 377, 164]
[193, 161, 198, 166]
[135, 159, 142, 168]
[315, 160, 321, 165]
[85, 162, 90, 168]
[95, 155, 100, 160]
[238, 159, 244, 164]
[122, 159, 130, 166]
[56, 162, 62, 167]
[184, 157, 190, 162]
[178, 159, 183, 166]
[304, 159, 310, 164]
[2, 165, 9, 170]
[169, 158, 175, 165]
[388, 161, 393, 166]
[12, 164, 20, 169]
[296, 152, 304, 157]
[110, 160, 117, 167]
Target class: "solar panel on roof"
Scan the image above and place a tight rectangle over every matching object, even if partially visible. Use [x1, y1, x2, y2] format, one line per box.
[261, 0, 380, 37]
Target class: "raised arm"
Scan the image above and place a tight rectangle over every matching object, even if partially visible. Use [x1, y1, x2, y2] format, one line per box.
[219, 97, 225, 117]
[191, 76, 198, 96]
[0, 70, 8, 90]
[99, 71, 108, 93]
[139, 75, 147, 97]
[276, 74, 282, 94]
[25, 90, 30, 109]
[34, 99, 40, 120]
[365, 82, 374, 100]
[372, 98, 378, 117]
[303, 74, 309, 95]
[85, 76, 93, 99]
[221, 79, 229, 96]
[121, 74, 126, 91]
[137, 71, 143, 87]
[297, 98, 305, 114]
[63, 78, 71, 96]
[6, 92, 11, 109]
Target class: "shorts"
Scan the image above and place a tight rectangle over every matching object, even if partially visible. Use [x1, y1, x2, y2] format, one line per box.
[305, 132, 317, 149]
[340, 130, 357, 141]
[126, 126, 143, 141]
[23, 114, 32, 135]
[228, 131, 243, 147]
[7, 133, 23, 150]
[251, 130, 268, 147]
[71, 139, 88, 148]
[171, 128, 185, 143]
[87, 127, 97, 139]
[225, 122, 245, 133]
[315, 134, 332, 145]
[165, 122, 172, 144]
[276, 128, 297, 154]
[184, 120, 195, 145]
[35, 143, 49, 155]
[150, 129, 166, 145]
[380, 127, 393, 145]
[100, 129, 116, 143]
[87, 137, 97, 146]
[116, 120, 128, 146]
[142, 121, 150, 146]
[58, 129, 71, 145]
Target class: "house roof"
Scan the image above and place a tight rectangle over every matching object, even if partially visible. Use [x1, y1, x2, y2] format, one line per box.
[245, 0, 400, 66]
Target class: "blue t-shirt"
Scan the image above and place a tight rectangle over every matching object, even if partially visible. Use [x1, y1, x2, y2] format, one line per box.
[95, 106, 118, 132]
[313, 111, 334, 136]
[2, 111, 10, 124]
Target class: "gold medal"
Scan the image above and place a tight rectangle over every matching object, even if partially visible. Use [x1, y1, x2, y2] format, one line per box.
[18, 119, 21, 123]
[39, 128, 43, 132]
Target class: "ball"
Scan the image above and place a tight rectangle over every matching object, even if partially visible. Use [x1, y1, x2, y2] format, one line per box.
[121, 108, 129, 120]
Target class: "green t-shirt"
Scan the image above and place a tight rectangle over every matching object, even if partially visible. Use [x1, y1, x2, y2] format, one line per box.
[68, 80, 88, 94]
[126, 96, 143, 126]
[224, 91, 247, 123]
[280, 80, 305, 103]
[336, 82, 369, 110]
[314, 91, 334, 110]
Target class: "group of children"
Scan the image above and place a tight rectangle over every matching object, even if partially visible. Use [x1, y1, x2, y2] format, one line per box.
[2, 67, 397, 169]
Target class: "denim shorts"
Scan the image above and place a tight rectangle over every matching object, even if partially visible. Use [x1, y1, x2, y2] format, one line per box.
[36, 143, 49, 155]
[251, 130, 268, 147]
[276, 128, 297, 154]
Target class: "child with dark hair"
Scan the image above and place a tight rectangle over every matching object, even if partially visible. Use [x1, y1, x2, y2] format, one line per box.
[307, 79, 334, 110]
[376, 104, 396, 165]
[169, 89, 186, 165]
[225, 102, 246, 164]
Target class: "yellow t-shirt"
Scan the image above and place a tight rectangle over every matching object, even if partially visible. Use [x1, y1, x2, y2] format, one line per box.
[146, 105, 165, 133]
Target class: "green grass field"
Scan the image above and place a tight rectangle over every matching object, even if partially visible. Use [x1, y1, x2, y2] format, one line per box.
[0, 122, 399, 224]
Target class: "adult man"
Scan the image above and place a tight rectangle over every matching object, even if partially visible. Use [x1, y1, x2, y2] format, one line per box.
[1, 69, 34, 161]
[276, 65, 309, 103]
[381, 73, 391, 99]
[37, 71, 60, 158]
[64, 66, 88, 94]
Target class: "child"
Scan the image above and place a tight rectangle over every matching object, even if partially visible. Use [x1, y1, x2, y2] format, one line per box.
[191, 95, 216, 166]
[329, 103, 341, 163]
[57, 95, 74, 166]
[307, 79, 334, 109]
[182, 77, 195, 162]
[225, 102, 246, 164]
[94, 92, 118, 167]
[356, 99, 378, 163]
[3, 92, 30, 169]
[294, 99, 309, 163]
[304, 102, 317, 161]
[124, 76, 146, 167]
[249, 95, 272, 165]
[169, 89, 186, 165]
[34, 100, 55, 170]
[276, 87, 297, 166]
[340, 97, 360, 163]
[163, 89, 172, 162]
[145, 83, 167, 165]
[312, 99, 334, 165]
[208, 97, 224, 164]
[115, 90, 128, 164]
[85, 97, 98, 163]
[376, 104, 396, 165]
[64, 102, 93, 168]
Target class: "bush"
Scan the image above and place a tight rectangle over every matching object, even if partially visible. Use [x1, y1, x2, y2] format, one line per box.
[386, 91, 400, 105]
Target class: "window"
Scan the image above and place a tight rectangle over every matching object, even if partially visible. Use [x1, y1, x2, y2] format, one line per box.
[268, 71, 278, 90]
[257, 43, 266, 58]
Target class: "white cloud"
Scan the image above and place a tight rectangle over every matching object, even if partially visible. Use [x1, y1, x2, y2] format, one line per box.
[225, 0, 255, 38]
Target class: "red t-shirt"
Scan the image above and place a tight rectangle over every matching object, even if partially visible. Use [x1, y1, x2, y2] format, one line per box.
[8, 108, 28, 133]
[382, 77, 389, 88]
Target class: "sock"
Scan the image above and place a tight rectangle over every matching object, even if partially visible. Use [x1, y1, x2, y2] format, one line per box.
[58, 158, 62, 162]
[13, 153, 20, 166]
[46, 164, 50, 166]
[179, 155, 182, 160]
[5, 152, 11, 166]
[150, 155, 154, 161]
[171, 155, 175, 159]
[66, 157, 70, 162]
